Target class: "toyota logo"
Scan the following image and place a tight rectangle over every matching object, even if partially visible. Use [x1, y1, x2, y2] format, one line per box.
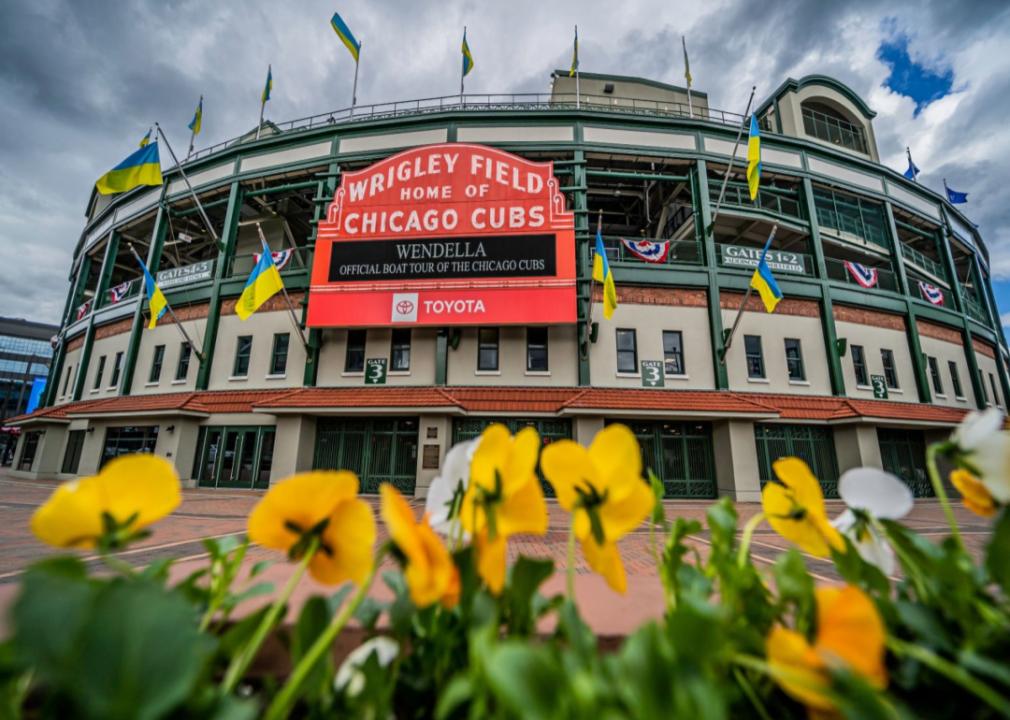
[396, 300, 415, 315]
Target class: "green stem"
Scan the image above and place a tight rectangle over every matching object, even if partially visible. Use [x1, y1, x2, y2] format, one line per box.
[925, 443, 965, 551]
[221, 538, 317, 694]
[264, 547, 386, 720]
[100, 553, 137, 577]
[871, 517, 929, 599]
[733, 666, 774, 720]
[887, 637, 1010, 716]
[566, 521, 576, 600]
[737, 512, 765, 568]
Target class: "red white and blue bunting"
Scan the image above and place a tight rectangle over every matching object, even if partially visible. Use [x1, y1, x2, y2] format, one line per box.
[252, 248, 295, 271]
[843, 261, 878, 288]
[107, 280, 134, 305]
[620, 237, 670, 263]
[75, 299, 92, 322]
[918, 281, 944, 306]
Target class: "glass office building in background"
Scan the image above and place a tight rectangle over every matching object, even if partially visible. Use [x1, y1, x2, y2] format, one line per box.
[0, 317, 57, 464]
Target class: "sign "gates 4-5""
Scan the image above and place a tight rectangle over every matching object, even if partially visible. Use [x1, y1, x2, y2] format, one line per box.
[365, 358, 387, 385]
[640, 360, 665, 388]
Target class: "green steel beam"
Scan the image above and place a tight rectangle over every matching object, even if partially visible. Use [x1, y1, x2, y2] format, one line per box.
[572, 150, 590, 386]
[304, 155, 339, 387]
[585, 169, 690, 183]
[435, 330, 448, 385]
[801, 178, 845, 395]
[196, 182, 242, 390]
[43, 253, 92, 408]
[884, 201, 931, 403]
[72, 231, 119, 401]
[695, 160, 728, 389]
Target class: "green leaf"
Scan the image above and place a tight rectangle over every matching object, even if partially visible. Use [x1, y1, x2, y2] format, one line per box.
[353, 596, 385, 631]
[249, 560, 273, 579]
[483, 642, 565, 720]
[290, 595, 334, 703]
[648, 468, 666, 525]
[434, 675, 474, 720]
[986, 506, 1010, 595]
[503, 556, 554, 636]
[772, 550, 815, 636]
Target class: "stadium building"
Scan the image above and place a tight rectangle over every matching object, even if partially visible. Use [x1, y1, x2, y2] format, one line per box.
[8, 72, 1007, 501]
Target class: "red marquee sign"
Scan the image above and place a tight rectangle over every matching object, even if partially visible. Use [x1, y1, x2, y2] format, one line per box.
[307, 143, 576, 327]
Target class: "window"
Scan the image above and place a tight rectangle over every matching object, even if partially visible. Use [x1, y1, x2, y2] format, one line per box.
[616, 329, 638, 373]
[990, 373, 1001, 407]
[981, 372, 990, 404]
[477, 328, 499, 371]
[18, 431, 41, 472]
[270, 333, 290, 376]
[61, 364, 72, 396]
[949, 361, 964, 398]
[61, 430, 86, 474]
[345, 329, 366, 373]
[93, 355, 106, 390]
[233, 336, 252, 377]
[390, 329, 411, 372]
[755, 424, 840, 497]
[176, 343, 192, 381]
[526, 327, 549, 372]
[149, 344, 165, 383]
[663, 331, 684, 375]
[100, 426, 159, 468]
[881, 349, 898, 389]
[927, 356, 943, 395]
[851, 345, 868, 386]
[784, 338, 805, 381]
[744, 335, 764, 379]
[109, 352, 123, 388]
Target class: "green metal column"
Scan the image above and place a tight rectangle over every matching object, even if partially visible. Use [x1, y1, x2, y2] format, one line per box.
[801, 178, 845, 395]
[883, 201, 931, 403]
[974, 255, 1010, 407]
[435, 330, 448, 385]
[695, 160, 728, 389]
[196, 182, 242, 391]
[72, 231, 120, 401]
[303, 153, 340, 387]
[121, 205, 169, 396]
[571, 150, 591, 386]
[43, 254, 92, 407]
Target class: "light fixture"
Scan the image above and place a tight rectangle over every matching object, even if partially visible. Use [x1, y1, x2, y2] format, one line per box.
[166, 425, 175, 434]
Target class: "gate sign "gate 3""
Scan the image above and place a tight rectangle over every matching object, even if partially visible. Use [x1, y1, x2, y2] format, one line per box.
[307, 143, 576, 327]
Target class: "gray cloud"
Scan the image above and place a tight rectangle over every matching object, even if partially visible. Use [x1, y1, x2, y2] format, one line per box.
[1, 0, 1009, 323]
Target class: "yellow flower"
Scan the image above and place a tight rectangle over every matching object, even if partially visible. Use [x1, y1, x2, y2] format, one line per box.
[248, 471, 375, 585]
[459, 424, 548, 593]
[380, 483, 459, 608]
[950, 469, 998, 518]
[540, 424, 652, 593]
[767, 585, 887, 712]
[762, 458, 844, 558]
[31, 454, 181, 549]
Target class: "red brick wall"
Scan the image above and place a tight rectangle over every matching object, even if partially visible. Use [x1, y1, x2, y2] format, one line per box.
[94, 317, 134, 340]
[720, 292, 819, 317]
[973, 338, 996, 359]
[65, 335, 85, 352]
[917, 320, 962, 345]
[221, 291, 306, 316]
[591, 286, 707, 307]
[149, 302, 211, 325]
[833, 304, 906, 331]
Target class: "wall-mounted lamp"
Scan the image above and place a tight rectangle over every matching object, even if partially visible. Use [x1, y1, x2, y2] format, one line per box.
[86, 426, 95, 434]
[165, 425, 175, 434]
[835, 338, 848, 358]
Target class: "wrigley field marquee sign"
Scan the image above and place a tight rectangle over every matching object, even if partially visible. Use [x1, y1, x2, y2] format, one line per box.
[307, 144, 576, 327]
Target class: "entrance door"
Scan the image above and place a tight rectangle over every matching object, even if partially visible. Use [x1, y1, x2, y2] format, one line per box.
[196, 426, 276, 489]
[314, 417, 419, 494]
[611, 420, 717, 498]
[878, 428, 932, 497]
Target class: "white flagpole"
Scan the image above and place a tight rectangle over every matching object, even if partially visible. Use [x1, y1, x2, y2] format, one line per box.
[352, 44, 361, 107]
[187, 95, 201, 158]
[708, 85, 757, 233]
[574, 25, 580, 110]
[460, 26, 467, 98]
[683, 36, 694, 118]
[255, 223, 309, 351]
[155, 124, 222, 252]
[720, 224, 778, 359]
[256, 65, 269, 140]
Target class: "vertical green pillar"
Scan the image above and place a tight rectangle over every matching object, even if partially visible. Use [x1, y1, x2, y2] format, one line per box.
[304, 155, 340, 387]
[883, 202, 931, 403]
[571, 150, 590, 386]
[72, 231, 120, 400]
[121, 205, 169, 396]
[435, 330, 448, 385]
[43, 254, 92, 407]
[196, 182, 242, 391]
[801, 178, 845, 395]
[695, 160, 728, 389]
[973, 255, 1010, 407]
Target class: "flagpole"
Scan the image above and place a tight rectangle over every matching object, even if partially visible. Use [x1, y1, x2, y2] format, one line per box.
[352, 44, 361, 107]
[127, 243, 206, 364]
[906, 147, 917, 184]
[155, 124, 224, 253]
[256, 65, 269, 141]
[460, 26, 466, 98]
[255, 223, 309, 351]
[187, 95, 201, 158]
[720, 224, 778, 360]
[574, 25, 580, 110]
[683, 36, 693, 118]
[708, 85, 757, 236]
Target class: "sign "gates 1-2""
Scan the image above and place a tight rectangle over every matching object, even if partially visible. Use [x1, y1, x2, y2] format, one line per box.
[307, 143, 576, 327]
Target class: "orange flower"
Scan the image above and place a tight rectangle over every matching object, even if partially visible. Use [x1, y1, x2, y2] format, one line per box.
[767, 585, 887, 712]
[380, 484, 459, 608]
[762, 458, 845, 558]
[950, 469, 998, 518]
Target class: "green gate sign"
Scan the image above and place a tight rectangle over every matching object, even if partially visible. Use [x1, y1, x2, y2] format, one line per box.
[870, 374, 888, 399]
[640, 360, 665, 388]
[365, 358, 387, 385]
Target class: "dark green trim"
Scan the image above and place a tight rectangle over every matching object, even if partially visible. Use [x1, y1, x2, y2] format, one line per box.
[695, 160, 728, 388]
[196, 182, 242, 391]
[884, 202, 930, 403]
[72, 232, 119, 401]
[435, 330, 448, 385]
[303, 157, 338, 387]
[572, 150, 590, 386]
[802, 178, 845, 395]
[121, 205, 169, 396]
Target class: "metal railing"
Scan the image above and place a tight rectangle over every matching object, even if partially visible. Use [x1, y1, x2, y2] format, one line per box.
[801, 106, 868, 154]
[900, 243, 947, 283]
[824, 257, 898, 292]
[814, 205, 889, 249]
[227, 246, 313, 278]
[591, 235, 703, 267]
[709, 180, 804, 220]
[964, 297, 990, 324]
[187, 92, 747, 162]
[95, 278, 141, 310]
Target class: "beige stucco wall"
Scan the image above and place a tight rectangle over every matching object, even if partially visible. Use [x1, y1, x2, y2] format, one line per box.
[447, 325, 578, 386]
[835, 321, 916, 401]
[54, 347, 82, 405]
[713, 420, 761, 502]
[834, 424, 883, 474]
[976, 352, 1004, 409]
[722, 310, 831, 395]
[316, 327, 438, 386]
[132, 317, 206, 394]
[775, 84, 879, 162]
[589, 304, 714, 389]
[207, 312, 308, 390]
[83, 333, 131, 398]
[272, 415, 317, 482]
[918, 335, 977, 407]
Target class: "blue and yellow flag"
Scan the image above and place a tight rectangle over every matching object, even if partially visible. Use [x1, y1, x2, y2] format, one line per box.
[261, 65, 273, 106]
[189, 96, 203, 136]
[592, 225, 618, 320]
[95, 143, 163, 196]
[461, 28, 475, 78]
[138, 256, 168, 329]
[331, 11, 361, 62]
[749, 234, 782, 313]
[746, 114, 761, 201]
[569, 26, 579, 77]
[139, 128, 151, 148]
[236, 240, 285, 320]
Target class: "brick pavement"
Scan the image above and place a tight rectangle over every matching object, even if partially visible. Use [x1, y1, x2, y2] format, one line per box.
[0, 472, 993, 636]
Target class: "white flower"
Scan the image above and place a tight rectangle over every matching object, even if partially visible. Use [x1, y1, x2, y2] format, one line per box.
[831, 468, 913, 576]
[424, 438, 477, 536]
[334, 636, 399, 697]
[951, 409, 1010, 504]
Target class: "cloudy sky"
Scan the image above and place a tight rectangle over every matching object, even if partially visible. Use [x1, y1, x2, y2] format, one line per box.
[1, 0, 1009, 330]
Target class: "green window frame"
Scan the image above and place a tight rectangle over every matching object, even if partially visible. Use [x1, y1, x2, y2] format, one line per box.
[18, 431, 41, 472]
[92, 355, 106, 390]
[233, 336, 252, 377]
[194, 425, 276, 490]
[744, 335, 764, 379]
[948, 360, 964, 398]
[478, 328, 499, 371]
[990, 373, 1001, 407]
[784, 338, 805, 381]
[61, 430, 86, 474]
[109, 351, 123, 389]
[927, 356, 943, 396]
[755, 424, 840, 497]
[149, 345, 165, 383]
[345, 329, 366, 373]
[390, 329, 411, 372]
[270, 333, 290, 376]
[663, 330, 684, 375]
[616, 328, 637, 373]
[176, 342, 192, 381]
[881, 348, 898, 389]
[851, 344, 868, 386]
[526, 327, 549, 372]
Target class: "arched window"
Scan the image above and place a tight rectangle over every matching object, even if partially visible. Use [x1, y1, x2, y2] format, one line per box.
[801, 99, 868, 154]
